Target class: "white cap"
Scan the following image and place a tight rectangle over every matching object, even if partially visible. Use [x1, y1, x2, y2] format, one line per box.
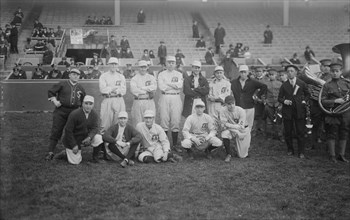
[166, 56, 176, 62]
[214, 66, 224, 72]
[138, 60, 148, 67]
[118, 111, 128, 118]
[108, 57, 119, 64]
[239, 65, 249, 72]
[143, 110, 155, 118]
[83, 95, 94, 103]
[192, 60, 201, 68]
[70, 68, 81, 75]
[195, 100, 205, 107]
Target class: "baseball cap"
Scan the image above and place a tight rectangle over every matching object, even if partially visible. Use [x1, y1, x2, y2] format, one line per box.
[284, 64, 299, 71]
[195, 100, 205, 107]
[83, 95, 94, 103]
[118, 111, 128, 118]
[225, 96, 235, 104]
[108, 57, 119, 64]
[191, 60, 201, 68]
[329, 62, 342, 69]
[320, 59, 332, 66]
[239, 65, 249, 72]
[70, 68, 81, 75]
[166, 56, 176, 62]
[138, 60, 148, 67]
[143, 110, 155, 118]
[214, 66, 224, 72]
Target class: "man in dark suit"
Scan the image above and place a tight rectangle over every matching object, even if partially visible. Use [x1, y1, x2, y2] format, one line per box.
[278, 64, 310, 158]
[157, 41, 167, 65]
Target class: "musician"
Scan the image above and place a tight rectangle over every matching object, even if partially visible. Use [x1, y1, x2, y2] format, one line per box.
[278, 64, 310, 159]
[321, 63, 350, 163]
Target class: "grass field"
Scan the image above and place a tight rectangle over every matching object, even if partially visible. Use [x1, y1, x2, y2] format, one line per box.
[1, 112, 350, 220]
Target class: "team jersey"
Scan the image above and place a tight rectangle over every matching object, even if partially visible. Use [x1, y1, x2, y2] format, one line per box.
[208, 78, 231, 100]
[48, 80, 85, 108]
[219, 105, 246, 129]
[130, 73, 157, 97]
[99, 71, 126, 96]
[158, 69, 183, 93]
[136, 122, 170, 151]
[182, 113, 216, 139]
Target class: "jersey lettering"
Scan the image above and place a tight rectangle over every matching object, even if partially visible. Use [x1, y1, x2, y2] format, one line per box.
[171, 77, 178, 82]
[116, 81, 121, 86]
[221, 87, 226, 94]
[145, 80, 151, 86]
[151, 134, 159, 141]
[201, 123, 208, 129]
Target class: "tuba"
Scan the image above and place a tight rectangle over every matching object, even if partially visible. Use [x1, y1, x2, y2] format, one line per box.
[318, 43, 350, 115]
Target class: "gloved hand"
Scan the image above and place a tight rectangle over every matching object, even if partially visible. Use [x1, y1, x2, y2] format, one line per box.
[81, 137, 91, 146]
[191, 137, 202, 146]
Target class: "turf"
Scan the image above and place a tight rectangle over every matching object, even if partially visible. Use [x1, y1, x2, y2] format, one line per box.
[1, 112, 350, 220]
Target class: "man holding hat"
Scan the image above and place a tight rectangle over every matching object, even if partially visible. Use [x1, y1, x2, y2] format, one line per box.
[220, 95, 250, 161]
[158, 55, 184, 151]
[278, 64, 309, 159]
[130, 60, 157, 127]
[208, 65, 231, 119]
[99, 57, 126, 133]
[55, 95, 104, 164]
[90, 52, 103, 66]
[181, 100, 222, 159]
[103, 111, 142, 167]
[182, 60, 209, 118]
[137, 110, 178, 163]
[157, 41, 167, 65]
[45, 68, 85, 160]
[321, 62, 350, 163]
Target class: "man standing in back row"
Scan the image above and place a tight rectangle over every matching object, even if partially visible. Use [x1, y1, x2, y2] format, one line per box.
[214, 23, 225, 54]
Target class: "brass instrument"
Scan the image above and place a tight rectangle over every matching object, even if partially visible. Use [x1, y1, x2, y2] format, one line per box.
[305, 100, 313, 134]
[318, 43, 350, 115]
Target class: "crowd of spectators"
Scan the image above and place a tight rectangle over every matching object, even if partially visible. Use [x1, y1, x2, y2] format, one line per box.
[85, 16, 113, 25]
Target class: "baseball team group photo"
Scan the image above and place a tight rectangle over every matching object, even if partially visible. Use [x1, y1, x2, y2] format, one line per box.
[1, 0, 349, 219]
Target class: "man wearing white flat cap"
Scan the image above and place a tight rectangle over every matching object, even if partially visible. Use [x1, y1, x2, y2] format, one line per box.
[130, 60, 157, 127]
[56, 95, 104, 164]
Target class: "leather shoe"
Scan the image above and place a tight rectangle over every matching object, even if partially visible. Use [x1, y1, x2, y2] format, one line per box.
[120, 159, 128, 168]
[338, 155, 349, 163]
[329, 156, 337, 163]
[128, 159, 135, 166]
[224, 154, 231, 162]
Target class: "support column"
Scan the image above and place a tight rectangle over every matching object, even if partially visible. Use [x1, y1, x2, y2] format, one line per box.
[114, 0, 120, 26]
[283, 0, 289, 26]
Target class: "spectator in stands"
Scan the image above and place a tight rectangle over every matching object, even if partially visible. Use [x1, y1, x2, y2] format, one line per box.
[120, 36, 130, 54]
[149, 50, 155, 59]
[90, 52, 103, 66]
[32, 28, 40, 37]
[100, 43, 110, 62]
[175, 49, 185, 66]
[34, 19, 44, 30]
[9, 66, 27, 79]
[304, 46, 315, 63]
[93, 16, 100, 25]
[220, 52, 235, 80]
[122, 47, 134, 58]
[100, 16, 107, 25]
[85, 16, 94, 25]
[12, 7, 24, 25]
[141, 49, 150, 61]
[105, 16, 113, 25]
[218, 44, 226, 62]
[232, 43, 243, 58]
[158, 41, 167, 65]
[263, 25, 273, 44]
[61, 65, 72, 79]
[47, 28, 56, 47]
[0, 28, 5, 39]
[34, 39, 46, 51]
[32, 64, 47, 79]
[58, 57, 69, 66]
[86, 65, 101, 79]
[0, 41, 8, 62]
[278, 69, 288, 83]
[243, 46, 251, 59]
[109, 35, 118, 56]
[192, 20, 199, 38]
[42, 27, 49, 37]
[205, 47, 215, 65]
[43, 47, 54, 65]
[46, 64, 62, 79]
[4, 24, 11, 42]
[196, 35, 206, 48]
[9, 24, 19, 54]
[55, 26, 63, 37]
[123, 63, 136, 79]
[76, 62, 87, 79]
[214, 22, 226, 54]
[290, 53, 301, 64]
[137, 9, 146, 23]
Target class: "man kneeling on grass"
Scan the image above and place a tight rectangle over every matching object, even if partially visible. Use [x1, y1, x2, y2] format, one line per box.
[54, 95, 104, 165]
[220, 96, 250, 162]
[102, 111, 142, 168]
[136, 110, 181, 163]
[181, 100, 222, 159]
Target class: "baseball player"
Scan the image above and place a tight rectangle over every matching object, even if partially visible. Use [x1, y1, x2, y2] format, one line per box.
[45, 68, 86, 160]
[158, 56, 184, 150]
[207, 66, 232, 119]
[220, 96, 250, 162]
[99, 57, 126, 133]
[54, 95, 104, 164]
[136, 110, 177, 163]
[181, 100, 223, 159]
[130, 60, 157, 127]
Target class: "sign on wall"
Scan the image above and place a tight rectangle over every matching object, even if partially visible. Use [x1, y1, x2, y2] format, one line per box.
[70, 29, 83, 44]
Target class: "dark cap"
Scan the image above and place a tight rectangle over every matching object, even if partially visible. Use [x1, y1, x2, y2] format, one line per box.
[320, 59, 332, 66]
[225, 96, 235, 104]
[284, 64, 299, 71]
[160, 40, 164, 43]
[329, 62, 342, 68]
[93, 52, 98, 56]
[280, 60, 290, 65]
[268, 68, 278, 73]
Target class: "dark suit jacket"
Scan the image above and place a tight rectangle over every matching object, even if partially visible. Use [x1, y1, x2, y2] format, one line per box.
[103, 123, 142, 146]
[278, 78, 309, 120]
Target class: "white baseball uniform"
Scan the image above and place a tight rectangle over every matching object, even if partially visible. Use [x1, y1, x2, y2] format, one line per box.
[136, 122, 171, 162]
[158, 69, 183, 132]
[130, 73, 157, 127]
[99, 70, 126, 132]
[181, 113, 222, 149]
[208, 77, 231, 118]
[220, 105, 251, 158]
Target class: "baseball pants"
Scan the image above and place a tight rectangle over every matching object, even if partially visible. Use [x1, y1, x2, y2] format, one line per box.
[208, 102, 223, 119]
[159, 94, 182, 132]
[181, 134, 222, 150]
[138, 143, 168, 163]
[221, 128, 251, 158]
[100, 97, 125, 132]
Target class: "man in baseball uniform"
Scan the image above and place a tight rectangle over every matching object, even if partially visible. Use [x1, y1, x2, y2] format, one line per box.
[158, 56, 184, 151]
[130, 60, 157, 127]
[99, 57, 126, 133]
[102, 111, 142, 168]
[208, 66, 231, 119]
[136, 110, 178, 163]
[181, 100, 223, 159]
[45, 68, 86, 160]
[54, 95, 104, 165]
[220, 96, 250, 162]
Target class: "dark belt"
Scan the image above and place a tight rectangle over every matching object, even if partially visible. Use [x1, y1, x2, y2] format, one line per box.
[102, 94, 122, 98]
[193, 97, 202, 99]
[134, 97, 153, 100]
[162, 92, 179, 95]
